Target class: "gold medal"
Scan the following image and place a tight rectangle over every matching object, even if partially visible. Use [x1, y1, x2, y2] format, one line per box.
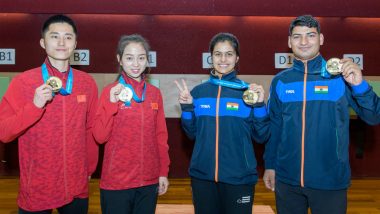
[326, 58, 343, 75]
[46, 76, 62, 92]
[118, 86, 133, 102]
[242, 89, 259, 105]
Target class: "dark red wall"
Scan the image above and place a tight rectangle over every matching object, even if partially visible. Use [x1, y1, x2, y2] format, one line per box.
[1, 1, 380, 177]
[1, 0, 380, 17]
[1, 14, 380, 76]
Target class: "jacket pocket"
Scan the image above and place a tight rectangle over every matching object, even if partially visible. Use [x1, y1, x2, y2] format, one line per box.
[335, 129, 341, 161]
[26, 159, 34, 194]
[243, 143, 255, 170]
[106, 145, 118, 175]
[335, 128, 349, 163]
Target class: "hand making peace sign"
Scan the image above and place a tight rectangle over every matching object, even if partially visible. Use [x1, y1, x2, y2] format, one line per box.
[174, 79, 193, 104]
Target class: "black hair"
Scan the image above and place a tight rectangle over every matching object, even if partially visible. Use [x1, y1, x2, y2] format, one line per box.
[41, 14, 77, 38]
[289, 15, 320, 35]
[116, 34, 151, 76]
[116, 34, 150, 59]
[209, 32, 240, 56]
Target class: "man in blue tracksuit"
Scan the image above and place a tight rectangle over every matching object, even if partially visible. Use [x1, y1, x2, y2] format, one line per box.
[175, 33, 270, 214]
[263, 15, 380, 214]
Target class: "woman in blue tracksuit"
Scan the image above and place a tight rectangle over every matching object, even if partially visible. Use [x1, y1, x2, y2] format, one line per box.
[175, 32, 270, 214]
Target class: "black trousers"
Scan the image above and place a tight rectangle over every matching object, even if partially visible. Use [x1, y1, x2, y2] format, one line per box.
[100, 184, 158, 214]
[275, 180, 347, 214]
[191, 177, 255, 214]
[18, 198, 88, 214]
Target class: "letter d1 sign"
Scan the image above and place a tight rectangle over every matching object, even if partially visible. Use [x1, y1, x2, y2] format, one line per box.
[275, 53, 294, 69]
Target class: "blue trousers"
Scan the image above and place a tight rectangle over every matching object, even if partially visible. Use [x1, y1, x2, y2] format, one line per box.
[100, 184, 158, 214]
[275, 180, 347, 214]
[191, 177, 255, 214]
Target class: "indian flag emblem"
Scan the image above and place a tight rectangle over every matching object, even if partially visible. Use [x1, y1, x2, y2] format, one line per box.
[226, 102, 239, 111]
[314, 86, 328, 94]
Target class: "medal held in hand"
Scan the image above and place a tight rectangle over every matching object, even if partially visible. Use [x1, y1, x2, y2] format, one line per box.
[118, 86, 133, 102]
[41, 63, 73, 96]
[46, 76, 63, 93]
[242, 89, 259, 105]
[326, 58, 343, 75]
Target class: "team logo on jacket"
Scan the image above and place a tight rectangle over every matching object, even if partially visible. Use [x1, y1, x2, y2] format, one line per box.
[314, 86, 328, 94]
[151, 102, 158, 110]
[226, 102, 239, 111]
[200, 104, 211, 109]
[76, 95, 86, 103]
[119, 102, 131, 109]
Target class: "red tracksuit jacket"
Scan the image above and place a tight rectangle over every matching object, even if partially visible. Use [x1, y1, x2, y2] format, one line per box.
[0, 61, 98, 211]
[93, 75, 169, 190]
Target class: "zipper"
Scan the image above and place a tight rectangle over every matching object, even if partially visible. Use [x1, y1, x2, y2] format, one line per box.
[140, 101, 144, 186]
[214, 84, 222, 182]
[63, 96, 68, 199]
[301, 61, 308, 188]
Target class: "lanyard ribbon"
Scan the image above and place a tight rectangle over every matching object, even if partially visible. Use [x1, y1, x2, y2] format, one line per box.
[41, 63, 73, 96]
[118, 76, 146, 106]
[320, 58, 331, 79]
[208, 78, 249, 90]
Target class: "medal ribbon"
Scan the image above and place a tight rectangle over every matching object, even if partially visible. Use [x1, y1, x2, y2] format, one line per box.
[320, 58, 331, 79]
[118, 76, 146, 106]
[208, 78, 249, 90]
[41, 63, 73, 96]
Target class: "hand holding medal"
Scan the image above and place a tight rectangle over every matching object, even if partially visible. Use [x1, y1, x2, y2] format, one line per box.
[243, 83, 264, 105]
[340, 58, 363, 86]
[46, 76, 63, 93]
[326, 58, 363, 85]
[41, 63, 73, 96]
[109, 83, 126, 103]
[33, 84, 54, 108]
[117, 86, 133, 103]
[174, 79, 193, 104]
[326, 58, 343, 75]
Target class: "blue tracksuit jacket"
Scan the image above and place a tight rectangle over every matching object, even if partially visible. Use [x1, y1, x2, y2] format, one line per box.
[181, 71, 270, 185]
[264, 55, 380, 190]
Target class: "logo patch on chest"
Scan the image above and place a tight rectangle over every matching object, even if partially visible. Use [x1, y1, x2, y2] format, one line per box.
[314, 86, 328, 94]
[226, 102, 239, 111]
[200, 104, 211, 109]
[76, 95, 86, 103]
[151, 102, 158, 110]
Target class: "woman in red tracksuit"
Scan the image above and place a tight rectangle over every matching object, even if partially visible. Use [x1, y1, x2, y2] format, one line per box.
[93, 34, 170, 214]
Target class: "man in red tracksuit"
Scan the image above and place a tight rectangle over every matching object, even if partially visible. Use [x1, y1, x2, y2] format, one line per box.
[0, 15, 98, 213]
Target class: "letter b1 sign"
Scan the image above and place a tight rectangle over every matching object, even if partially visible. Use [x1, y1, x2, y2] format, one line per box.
[0, 49, 15, 65]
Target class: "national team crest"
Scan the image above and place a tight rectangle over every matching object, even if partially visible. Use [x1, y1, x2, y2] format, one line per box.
[226, 102, 239, 111]
[314, 86, 328, 94]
